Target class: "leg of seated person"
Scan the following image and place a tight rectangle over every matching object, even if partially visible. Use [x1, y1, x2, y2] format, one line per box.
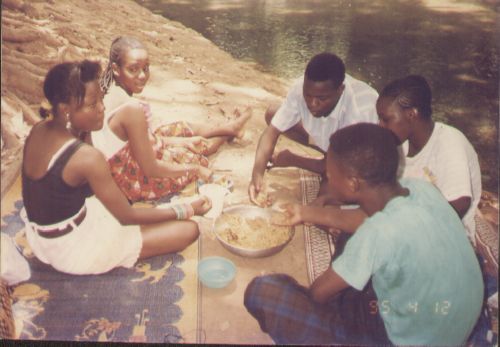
[202, 136, 227, 156]
[244, 274, 390, 345]
[188, 121, 230, 140]
[334, 280, 389, 344]
[244, 274, 334, 344]
[184, 124, 233, 156]
[188, 107, 251, 140]
[139, 220, 199, 259]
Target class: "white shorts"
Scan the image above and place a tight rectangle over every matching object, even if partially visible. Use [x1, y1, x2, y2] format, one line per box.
[22, 196, 142, 275]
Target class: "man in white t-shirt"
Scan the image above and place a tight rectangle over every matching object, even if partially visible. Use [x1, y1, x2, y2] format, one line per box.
[248, 53, 378, 205]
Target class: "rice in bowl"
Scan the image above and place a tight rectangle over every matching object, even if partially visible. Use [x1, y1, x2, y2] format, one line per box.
[216, 213, 291, 250]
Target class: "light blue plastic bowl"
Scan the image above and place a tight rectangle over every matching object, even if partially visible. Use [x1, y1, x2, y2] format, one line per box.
[198, 256, 236, 289]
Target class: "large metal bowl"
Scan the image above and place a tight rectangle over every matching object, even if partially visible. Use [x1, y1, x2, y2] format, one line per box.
[214, 204, 294, 258]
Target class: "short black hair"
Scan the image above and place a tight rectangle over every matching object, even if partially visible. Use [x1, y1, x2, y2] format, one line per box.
[41, 60, 101, 118]
[329, 123, 399, 186]
[305, 53, 345, 88]
[379, 75, 432, 119]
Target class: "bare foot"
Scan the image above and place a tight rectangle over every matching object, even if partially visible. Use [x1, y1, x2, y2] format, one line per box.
[229, 107, 252, 139]
[271, 149, 297, 167]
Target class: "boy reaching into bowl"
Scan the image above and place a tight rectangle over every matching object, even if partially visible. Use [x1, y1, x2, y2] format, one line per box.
[246, 123, 483, 346]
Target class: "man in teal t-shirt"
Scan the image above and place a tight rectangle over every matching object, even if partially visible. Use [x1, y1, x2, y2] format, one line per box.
[333, 178, 483, 345]
[244, 123, 483, 345]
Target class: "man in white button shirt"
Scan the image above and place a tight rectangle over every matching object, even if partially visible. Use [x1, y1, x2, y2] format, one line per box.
[248, 53, 378, 204]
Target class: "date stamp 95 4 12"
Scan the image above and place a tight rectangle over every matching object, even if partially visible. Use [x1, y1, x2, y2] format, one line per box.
[369, 300, 451, 315]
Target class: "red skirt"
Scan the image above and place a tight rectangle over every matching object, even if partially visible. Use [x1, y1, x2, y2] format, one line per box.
[108, 121, 209, 202]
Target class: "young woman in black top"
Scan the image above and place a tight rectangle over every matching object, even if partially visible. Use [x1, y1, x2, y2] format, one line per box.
[21, 60, 211, 275]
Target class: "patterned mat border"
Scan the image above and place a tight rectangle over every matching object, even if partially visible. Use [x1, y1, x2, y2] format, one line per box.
[1, 177, 200, 343]
[299, 170, 336, 284]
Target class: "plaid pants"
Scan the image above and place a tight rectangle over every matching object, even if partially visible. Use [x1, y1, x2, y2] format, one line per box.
[244, 274, 391, 346]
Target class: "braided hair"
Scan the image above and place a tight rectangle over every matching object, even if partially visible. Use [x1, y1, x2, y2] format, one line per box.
[379, 75, 433, 119]
[99, 36, 146, 94]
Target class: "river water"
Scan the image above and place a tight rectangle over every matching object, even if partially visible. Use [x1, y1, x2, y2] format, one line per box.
[137, 0, 498, 193]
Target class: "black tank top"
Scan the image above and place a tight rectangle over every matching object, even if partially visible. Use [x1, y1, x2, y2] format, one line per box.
[22, 140, 94, 225]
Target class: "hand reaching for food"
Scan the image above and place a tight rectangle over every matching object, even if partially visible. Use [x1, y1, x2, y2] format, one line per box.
[249, 178, 274, 207]
[269, 211, 289, 226]
[254, 191, 274, 208]
[191, 195, 212, 216]
[271, 203, 302, 226]
[248, 174, 263, 206]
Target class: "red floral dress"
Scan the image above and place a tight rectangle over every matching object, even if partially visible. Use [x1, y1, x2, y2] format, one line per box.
[108, 103, 209, 203]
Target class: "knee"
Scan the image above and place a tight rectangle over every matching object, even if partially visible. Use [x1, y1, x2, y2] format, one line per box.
[244, 274, 295, 312]
[244, 275, 271, 324]
[244, 276, 265, 311]
[264, 103, 280, 126]
[185, 220, 200, 243]
[244, 274, 312, 343]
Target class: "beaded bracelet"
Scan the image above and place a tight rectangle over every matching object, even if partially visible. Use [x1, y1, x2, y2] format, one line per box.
[183, 203, 195, 219]
[171, 205, 182, 220]
[172, 203, 195, 220]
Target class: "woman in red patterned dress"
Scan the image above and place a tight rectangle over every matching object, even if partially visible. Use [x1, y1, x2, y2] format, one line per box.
[92, 36, 251, 203]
